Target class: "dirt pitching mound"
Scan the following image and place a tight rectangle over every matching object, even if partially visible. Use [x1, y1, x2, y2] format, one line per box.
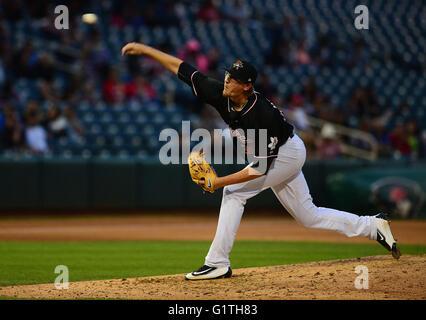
[1, 254, 424, 300]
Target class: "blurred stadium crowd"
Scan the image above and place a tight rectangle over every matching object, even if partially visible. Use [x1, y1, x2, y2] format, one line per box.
[0, 0, 424, 160]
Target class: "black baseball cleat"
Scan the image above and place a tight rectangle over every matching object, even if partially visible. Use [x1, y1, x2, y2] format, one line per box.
[375, 213, 401, 260]
[185, 265, 232, 280]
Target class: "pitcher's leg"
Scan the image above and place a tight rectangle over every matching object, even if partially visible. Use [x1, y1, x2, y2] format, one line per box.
[205, 134, 308, 268]
[205, 177, 267, 267]
[272, 171, 377, 239]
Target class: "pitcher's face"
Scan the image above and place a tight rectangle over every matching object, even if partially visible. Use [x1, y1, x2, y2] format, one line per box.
[222, 72, 251, 98]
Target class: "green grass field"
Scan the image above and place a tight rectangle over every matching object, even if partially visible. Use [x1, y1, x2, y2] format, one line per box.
[0, 240, 425, 286]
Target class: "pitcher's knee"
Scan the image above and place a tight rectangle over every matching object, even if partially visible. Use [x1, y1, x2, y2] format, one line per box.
[297, 216, 316, 228]
[223, 185, 233, 198]
[223, 186, 247, 205]
[293, 206, 321, 228]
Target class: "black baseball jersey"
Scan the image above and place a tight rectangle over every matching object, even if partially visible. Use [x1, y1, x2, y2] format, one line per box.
[178, 62, 294, 175]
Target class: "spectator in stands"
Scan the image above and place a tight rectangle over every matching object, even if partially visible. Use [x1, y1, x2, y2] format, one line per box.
[302, 129, 320, 159]
[11, 41, 38, 78]
[287, 94, 310, 130]
[63, 105, 85, 145]
[111, 0, 144, 28]
[84, 81, 102, 105]
[351, 117, 376, 151]
[293, 16, 316, 50]
[23, 105, 49, 154]
[420, 129, 426, 159]
[301, 77, 319, 104]
[33, 52, 55, 82]
[345, 38, 371, 69]
[222, 0, 252, 24]
[295, 41, 313, 70]
[125, 74, 157, 102]
[83, 28, 112, 82]
[178, 39, 209, 74]
[388, 121, 411, 159]
[205, 47, 222, 79]
[38, 78, 60, 104]
[0, 80, 20, 107]
[64, 74, 101, 105]
[313, 34, 333, 67]
[25, 100, 41, 115]
[310, 94, 331, 120]
[395, 101, 411, 119]
[43, 104, 68, 139]
[0, 106, 24, 151]
[197, 0, 221, 21]
[317, 124, 342, 159]
[371, 122, 392, 158]
[405, 119, 420, 159]
[348, 86, 378, 118]
[103, 68, 126, 104]
[55, 32, 79, 66]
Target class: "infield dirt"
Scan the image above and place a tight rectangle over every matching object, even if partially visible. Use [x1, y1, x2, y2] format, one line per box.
[0, 213, 425, 300]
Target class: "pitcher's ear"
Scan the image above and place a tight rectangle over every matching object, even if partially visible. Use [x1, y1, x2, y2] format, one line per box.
[244, 83, 254, 94]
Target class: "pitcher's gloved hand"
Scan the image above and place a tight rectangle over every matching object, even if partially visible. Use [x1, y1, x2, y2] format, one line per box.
[188, 151, 217, 193]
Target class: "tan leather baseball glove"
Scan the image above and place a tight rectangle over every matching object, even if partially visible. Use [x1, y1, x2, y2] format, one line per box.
[188, 151, 217, 193]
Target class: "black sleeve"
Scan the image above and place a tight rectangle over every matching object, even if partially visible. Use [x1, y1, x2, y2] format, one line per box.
[177, 62, 225, 109]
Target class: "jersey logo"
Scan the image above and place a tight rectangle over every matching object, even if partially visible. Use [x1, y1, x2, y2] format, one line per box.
[268, 137, 278, 154]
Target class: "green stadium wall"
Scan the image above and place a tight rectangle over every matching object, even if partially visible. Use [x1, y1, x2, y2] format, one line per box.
[0, 157, 425, 217]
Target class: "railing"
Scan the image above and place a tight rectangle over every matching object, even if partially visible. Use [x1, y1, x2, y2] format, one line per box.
[285, 111, 379, 161]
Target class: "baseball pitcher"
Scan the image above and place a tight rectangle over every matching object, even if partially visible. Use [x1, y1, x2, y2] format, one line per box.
[121, 42, 401, 280]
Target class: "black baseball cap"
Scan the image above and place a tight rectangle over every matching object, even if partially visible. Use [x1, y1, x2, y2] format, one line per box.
[224, 60, 257, 84]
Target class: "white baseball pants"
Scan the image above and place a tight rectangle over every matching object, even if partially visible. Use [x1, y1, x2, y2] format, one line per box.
[205, 134, 378, 268]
